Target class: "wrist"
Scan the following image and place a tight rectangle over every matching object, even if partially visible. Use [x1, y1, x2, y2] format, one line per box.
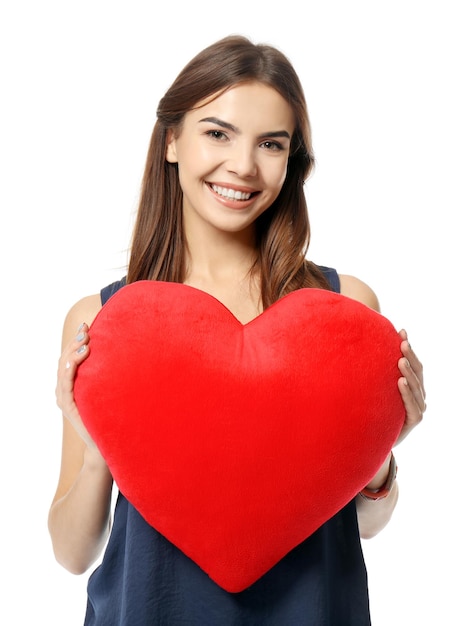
[359, 451, 397, 501]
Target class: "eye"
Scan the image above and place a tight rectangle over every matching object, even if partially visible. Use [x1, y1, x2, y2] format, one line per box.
[206, 129, 229, 141]
[260, 140, 285, 152]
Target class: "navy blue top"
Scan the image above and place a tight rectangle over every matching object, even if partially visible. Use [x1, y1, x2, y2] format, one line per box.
[84, 269, 371, 625]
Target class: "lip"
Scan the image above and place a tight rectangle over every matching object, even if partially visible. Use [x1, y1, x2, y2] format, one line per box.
[206, 182, 260, 209]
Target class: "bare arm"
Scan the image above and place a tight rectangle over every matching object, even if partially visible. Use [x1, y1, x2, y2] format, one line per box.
[48, 294, 114, 574]
[339, 274, 425, 539]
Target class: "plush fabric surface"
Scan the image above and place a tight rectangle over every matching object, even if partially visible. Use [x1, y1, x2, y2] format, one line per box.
[74, 281, 404, 592]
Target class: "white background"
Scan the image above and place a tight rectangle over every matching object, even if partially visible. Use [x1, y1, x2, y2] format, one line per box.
[1, 1, 465, 624]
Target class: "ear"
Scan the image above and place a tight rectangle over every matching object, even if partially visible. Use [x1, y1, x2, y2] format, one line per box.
[166, 130, 178, 163]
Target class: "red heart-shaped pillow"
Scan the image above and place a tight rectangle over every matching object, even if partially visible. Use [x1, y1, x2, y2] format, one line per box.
[74, 281, 404, 592]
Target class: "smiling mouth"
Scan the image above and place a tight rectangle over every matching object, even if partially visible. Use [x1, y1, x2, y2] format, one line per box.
[210, 184, 255, 201]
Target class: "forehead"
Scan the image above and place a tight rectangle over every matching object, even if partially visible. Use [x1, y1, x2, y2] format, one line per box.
[188, 82, 295, 133]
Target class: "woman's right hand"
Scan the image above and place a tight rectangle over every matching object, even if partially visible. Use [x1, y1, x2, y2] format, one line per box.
[55, 321, 98, 449]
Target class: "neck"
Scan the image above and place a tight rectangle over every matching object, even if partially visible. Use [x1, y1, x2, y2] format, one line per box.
[182, 219, 263, 323]
[184, 223, 258, 285]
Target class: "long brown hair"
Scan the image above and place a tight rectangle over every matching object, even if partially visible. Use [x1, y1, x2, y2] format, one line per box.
[127, 35, 331, 306]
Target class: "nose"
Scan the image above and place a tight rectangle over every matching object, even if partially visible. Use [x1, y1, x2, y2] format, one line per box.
[227, 142, 258, 178]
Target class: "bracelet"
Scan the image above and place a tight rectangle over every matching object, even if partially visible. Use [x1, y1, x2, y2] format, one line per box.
[359, 451, 397, 501]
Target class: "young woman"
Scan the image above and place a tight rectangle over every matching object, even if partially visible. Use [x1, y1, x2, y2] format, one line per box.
[49, 35, 425, 625]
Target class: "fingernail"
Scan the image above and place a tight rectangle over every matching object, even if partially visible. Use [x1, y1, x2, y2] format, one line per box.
[405, 358, 411, 368]
[77, 345, 87, 355]
[65, 361, 71, 369]
[76, 332, 85, 342]
[78, 322, 85, 331]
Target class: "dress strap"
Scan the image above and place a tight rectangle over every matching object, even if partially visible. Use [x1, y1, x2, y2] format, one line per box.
[100, 276, 127, 305]
[318, 266, 340, 293]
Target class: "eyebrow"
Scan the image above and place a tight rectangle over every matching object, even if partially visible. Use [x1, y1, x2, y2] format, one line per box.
[198, 117, 291, 140]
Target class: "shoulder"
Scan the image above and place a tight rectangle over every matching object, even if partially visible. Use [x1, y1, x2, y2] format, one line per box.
[338, 274, 380, 312]
[61, 277, 126, 343]
[65, 293, 103, 325]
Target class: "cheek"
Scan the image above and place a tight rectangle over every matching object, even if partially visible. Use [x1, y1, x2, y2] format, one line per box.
[179, 143, 217, 180]
[265, 159, 289, 192]
[176, 150, 205, 191]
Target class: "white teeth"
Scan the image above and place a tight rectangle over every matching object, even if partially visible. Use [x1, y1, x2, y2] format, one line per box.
[211, 184, 252, 201]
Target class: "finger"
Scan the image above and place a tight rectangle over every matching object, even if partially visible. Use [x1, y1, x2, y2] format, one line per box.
[401, 341, 423, 379]
[62, 344, 88, 379]
[70, 323, 90, 357]
[398, 330, 426, 397]
[398, 328, 408, 342]
[398, 357, 427, 414]
[398, 376, 425, 427]
[57, 325, 90, 390]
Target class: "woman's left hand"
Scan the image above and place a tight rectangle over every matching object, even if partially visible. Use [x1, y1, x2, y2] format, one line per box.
[395, 329, 426, 446]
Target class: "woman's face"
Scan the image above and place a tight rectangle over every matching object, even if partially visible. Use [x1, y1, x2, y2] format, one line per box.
[166, 82, 295, 238]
